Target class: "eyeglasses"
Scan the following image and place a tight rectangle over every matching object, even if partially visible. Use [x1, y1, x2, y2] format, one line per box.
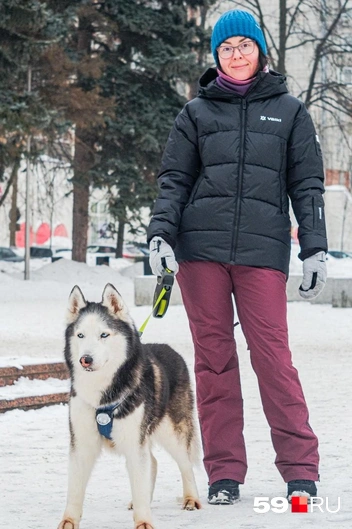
[217, 40, 255, 59]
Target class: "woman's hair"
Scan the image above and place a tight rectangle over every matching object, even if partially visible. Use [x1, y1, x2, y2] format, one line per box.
[258, 50, 269, 70]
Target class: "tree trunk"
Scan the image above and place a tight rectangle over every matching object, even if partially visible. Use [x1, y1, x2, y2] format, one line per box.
[116, 218, 125, 258]
[71, 179, 90, 261]
[9, 159, 20, 246]
[0, 157, 19, 208]
[278, 0, 287, 75]
[71, 16, 94, 263]
[71, 130, 94, 262]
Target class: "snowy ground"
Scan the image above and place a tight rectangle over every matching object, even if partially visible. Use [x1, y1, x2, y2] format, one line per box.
[0, 259, 352, 529]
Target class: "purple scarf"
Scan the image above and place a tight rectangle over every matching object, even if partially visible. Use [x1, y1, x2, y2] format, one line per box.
[216, 65, 269, 96]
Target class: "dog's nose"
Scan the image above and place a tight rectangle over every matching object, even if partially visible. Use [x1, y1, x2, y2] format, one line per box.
[80, 355, 93, 368]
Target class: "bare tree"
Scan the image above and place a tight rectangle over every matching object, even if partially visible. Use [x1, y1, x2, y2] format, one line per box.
[8, 159, 20, 246]
[225, 0, 352, 111]
[188, 1, 219, 99]
[0, 158, 21, 245]
[0, 159, 20, 209]
[223, 0, 352, 174]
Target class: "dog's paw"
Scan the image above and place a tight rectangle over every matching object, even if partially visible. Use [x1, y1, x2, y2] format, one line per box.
[57, 519, 77, 529]
[135, 523, 154, 529]
[127, 500, 133, 510]
[182, 497, 202, 510]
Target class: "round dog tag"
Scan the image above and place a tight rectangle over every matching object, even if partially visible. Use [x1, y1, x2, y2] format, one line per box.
[96, 412, 111, 426]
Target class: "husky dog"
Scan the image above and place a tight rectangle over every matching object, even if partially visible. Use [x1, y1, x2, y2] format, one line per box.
[58, 283, 200, 529]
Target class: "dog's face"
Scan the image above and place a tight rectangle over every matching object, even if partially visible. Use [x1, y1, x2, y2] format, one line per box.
[66, 283, 133, 373]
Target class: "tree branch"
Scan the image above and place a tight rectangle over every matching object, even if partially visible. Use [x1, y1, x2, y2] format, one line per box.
[304, 0, 349, 107]
[0, 157, 20, 208]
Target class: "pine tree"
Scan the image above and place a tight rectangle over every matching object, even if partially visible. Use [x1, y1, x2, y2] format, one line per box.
[0, 0, 69, 241]
[1, 0, 216, 258]
[0, 0, 112, 258]
[38, 1, 114, 262]
[92, 0, 216, 256]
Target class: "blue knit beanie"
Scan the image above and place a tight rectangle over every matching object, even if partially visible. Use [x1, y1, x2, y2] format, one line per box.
[211, 10, 267, 66]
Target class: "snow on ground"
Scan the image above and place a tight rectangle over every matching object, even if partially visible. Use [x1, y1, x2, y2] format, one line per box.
[0, 377, 70, 400]
[0, 259, 352, 529]
[0, 259, 135, 359]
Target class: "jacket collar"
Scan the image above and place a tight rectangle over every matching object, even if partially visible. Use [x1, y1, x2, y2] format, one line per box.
[198, 67, 288, 102]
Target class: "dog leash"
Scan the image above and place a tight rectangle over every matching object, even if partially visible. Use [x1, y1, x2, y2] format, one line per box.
[138, 287, 166, 337]
[138, 268, 175, 338]
[152, 267, 174, 318]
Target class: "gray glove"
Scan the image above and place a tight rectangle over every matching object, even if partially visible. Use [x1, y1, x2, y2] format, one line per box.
[299, 251, 327, 300]
[149, 236, 179, 276]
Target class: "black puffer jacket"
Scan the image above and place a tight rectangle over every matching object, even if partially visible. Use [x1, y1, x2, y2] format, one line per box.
[147, 68, 328, 276]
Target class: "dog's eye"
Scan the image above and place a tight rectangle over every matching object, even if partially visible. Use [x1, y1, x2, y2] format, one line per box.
[100, 332, 110, 339]
[77, 333, 84, 338]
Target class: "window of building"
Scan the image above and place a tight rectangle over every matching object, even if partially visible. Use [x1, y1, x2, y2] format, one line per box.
[341, 66, 352, 85]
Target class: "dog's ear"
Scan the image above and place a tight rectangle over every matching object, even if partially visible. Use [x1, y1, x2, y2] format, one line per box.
[67, 286, 87, 324]
[102, 283, 131, 322]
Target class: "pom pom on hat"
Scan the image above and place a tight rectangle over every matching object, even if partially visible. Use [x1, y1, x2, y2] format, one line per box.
[211, 10, 267, 66]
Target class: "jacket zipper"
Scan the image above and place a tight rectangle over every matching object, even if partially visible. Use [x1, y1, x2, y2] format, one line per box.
[231, 99, 247, 262]
[279, 141, 285, 213]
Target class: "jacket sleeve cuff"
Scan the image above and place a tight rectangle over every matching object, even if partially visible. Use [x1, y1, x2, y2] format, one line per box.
[147, 231, 175, 249]
[298, 247, 327, 261]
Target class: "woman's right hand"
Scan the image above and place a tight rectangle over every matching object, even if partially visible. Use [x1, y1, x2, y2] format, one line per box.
[149, 236, 179, 276]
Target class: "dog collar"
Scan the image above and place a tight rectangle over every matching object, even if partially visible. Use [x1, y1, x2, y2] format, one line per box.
[95, 400, 124, 440]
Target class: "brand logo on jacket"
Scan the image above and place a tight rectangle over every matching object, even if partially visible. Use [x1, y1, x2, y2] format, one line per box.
[260, 115, 282, 122]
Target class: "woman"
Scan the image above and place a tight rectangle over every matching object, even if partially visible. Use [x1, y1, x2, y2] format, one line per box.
[147, 9, 327, 505]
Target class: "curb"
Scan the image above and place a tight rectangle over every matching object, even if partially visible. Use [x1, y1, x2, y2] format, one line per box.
[0, 362, 70, 413]
[0, 362, 69, 387]
[0, 392, 69, 412]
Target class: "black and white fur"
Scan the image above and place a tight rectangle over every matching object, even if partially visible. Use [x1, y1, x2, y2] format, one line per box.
[58, 283, 200, 529]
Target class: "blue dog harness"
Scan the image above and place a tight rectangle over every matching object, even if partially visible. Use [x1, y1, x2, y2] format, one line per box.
[95, 400, 124, 440]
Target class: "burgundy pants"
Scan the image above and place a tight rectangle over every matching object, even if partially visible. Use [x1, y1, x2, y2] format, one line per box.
[177, 261, 319, 485]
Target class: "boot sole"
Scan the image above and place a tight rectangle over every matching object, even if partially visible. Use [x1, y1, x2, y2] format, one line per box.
[287, 491, 317, 504]
[208, 491, 240, 505]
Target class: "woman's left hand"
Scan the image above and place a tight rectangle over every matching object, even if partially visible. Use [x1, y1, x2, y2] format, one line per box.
[299, 251, 327, 299]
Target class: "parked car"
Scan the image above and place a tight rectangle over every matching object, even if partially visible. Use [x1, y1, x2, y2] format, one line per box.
[327, 250, 352, 259]
[130, 242, 150, 257]
[122, 244, 145, 259]
[0, 247, 24, 262]
[30, 246, 53, 259]
[87, 244, 146, 259]
[52, 248, 72, 260]
[86, 245, 115, 266]
[87, 245, 116, 255]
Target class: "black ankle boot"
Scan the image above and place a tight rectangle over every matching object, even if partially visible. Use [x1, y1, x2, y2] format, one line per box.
[208, 479, 240, 505]
[287, 479, 317, 502]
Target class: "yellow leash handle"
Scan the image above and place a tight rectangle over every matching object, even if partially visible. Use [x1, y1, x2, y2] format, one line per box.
[152, 267, 174, 318]
[138, 286, 167, 338]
